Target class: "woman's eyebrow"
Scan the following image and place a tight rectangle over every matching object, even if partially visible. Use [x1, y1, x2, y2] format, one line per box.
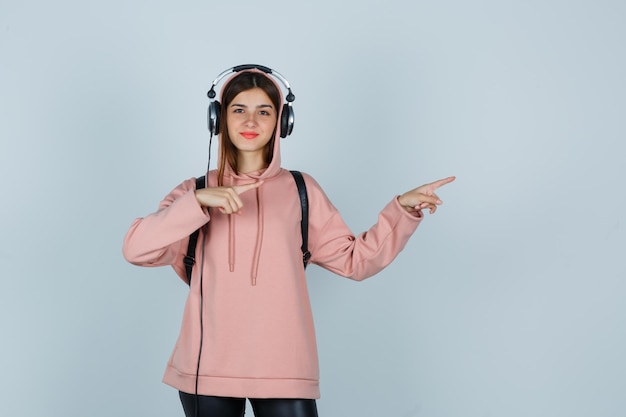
[230, 103, 274, 109]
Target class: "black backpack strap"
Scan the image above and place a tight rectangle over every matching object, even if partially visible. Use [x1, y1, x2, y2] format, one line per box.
[290, 170, 311, 268]
[183, 176, 206, 285]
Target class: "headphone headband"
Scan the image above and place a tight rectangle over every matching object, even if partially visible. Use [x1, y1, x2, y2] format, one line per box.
[207, 64, 295, 103]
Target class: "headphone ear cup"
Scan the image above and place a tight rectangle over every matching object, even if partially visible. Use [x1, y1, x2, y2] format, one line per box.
[280, 103, 294, 138]
[208, 101, 221, 135]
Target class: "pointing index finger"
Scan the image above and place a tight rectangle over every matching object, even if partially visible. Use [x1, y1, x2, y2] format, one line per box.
[233, 180, 264, 195]
[429, 176, 456, 190]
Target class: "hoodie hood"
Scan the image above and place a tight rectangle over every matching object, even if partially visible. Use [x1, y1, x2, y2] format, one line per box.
[216, 68, 287, 284]
[219, 68, 285, 183]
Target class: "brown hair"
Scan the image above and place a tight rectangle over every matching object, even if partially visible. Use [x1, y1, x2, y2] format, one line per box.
[217, 71, 281, 185]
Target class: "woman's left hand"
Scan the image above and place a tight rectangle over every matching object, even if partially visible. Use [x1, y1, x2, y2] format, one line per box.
[398, 176, 456, 214]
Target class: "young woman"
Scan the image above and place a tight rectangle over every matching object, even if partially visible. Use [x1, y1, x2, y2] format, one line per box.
[123, 66, 455, 417]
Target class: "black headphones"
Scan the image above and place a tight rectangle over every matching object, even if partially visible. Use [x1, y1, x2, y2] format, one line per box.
[207, 64, 296, 138]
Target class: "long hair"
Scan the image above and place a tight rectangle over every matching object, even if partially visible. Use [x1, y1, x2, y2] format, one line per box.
[217, 72, 282, 185]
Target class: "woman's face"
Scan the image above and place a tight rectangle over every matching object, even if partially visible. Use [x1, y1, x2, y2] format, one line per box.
[226, 87, 278, 157]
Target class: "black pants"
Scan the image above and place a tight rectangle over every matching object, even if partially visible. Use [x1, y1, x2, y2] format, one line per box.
[179, 391, 319, 417]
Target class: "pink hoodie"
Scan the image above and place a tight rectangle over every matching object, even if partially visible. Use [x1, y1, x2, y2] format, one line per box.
[122, 70, 423, 399]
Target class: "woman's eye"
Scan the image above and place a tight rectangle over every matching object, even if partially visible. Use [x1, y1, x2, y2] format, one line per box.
[259, 110, 271, 116]
[233, 108, 244, 113]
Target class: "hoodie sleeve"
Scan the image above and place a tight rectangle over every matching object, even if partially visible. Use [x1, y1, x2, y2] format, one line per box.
[305, 174, 423, 281]
[122, 178, 210, 271]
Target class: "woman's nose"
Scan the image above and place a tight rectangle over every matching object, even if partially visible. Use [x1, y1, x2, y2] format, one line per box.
[245, 114, 257, 126]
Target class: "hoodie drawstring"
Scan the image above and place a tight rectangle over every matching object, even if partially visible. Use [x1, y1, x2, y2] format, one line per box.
[226, 177, 265, 285]
[228, 176, 235, 272]
[251, 186, 265, 285]
[228, 215, 235, 272]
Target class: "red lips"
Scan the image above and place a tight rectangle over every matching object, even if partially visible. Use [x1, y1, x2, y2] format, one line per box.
[240, 132, 259, 139]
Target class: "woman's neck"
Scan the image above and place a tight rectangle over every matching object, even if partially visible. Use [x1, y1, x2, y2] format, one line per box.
[237, 152, 267, 174]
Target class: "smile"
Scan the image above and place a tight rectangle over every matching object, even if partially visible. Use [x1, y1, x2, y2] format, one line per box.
[241, 132, 259, 139]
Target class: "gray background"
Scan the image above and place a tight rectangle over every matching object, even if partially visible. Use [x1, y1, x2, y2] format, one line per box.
[1, 1, 625, 416]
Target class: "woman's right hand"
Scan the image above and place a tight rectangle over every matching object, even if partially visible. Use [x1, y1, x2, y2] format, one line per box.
[194, 181, 263, 214]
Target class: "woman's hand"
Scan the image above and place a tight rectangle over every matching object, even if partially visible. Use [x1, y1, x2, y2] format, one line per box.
[398, 176, 455, 214]
[194, 181, 264, 214]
